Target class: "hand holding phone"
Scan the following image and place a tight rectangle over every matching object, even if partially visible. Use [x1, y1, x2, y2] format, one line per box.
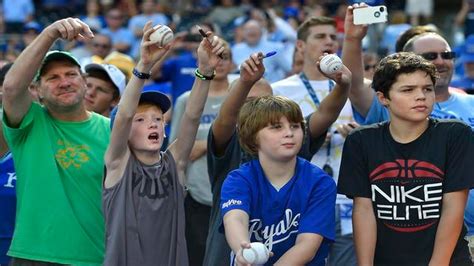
[353, 5, 388, 25]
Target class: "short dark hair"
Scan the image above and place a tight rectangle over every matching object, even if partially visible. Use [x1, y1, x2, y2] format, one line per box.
[237, 95, 305, 156]
[297, 16, 336, 41]
[372, 52, 438, 98]
[395, 26, 438, 52]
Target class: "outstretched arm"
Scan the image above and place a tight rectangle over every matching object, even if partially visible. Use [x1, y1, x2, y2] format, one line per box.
[211, 53, 265, 156]
[455, 0, 470, 26]
[2, 18, 94, 127]
[307, 56, 352, 138]
[168, 31, 225, 182]
[274, 233, 323, 265]
[104, 22, 171, 188]
[223, 210, 252, 266]
[341, 4, 374, 117]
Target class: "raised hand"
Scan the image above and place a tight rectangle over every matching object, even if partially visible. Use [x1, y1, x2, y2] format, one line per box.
[196, 31, 225, 76]
[45, 18, 94, 42]
[240, 52, 265, 84]
[140, 22, 172, 67]
[317, 54, 352, 90]
[345, 3, 369, 41]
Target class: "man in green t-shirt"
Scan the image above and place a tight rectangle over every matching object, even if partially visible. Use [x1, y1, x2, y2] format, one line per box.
[2, 18, 109, 265]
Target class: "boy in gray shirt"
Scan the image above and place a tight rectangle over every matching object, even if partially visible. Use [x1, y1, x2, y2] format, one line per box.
[102, 22, 225, 266]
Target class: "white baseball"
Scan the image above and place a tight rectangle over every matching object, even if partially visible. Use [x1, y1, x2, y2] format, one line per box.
[149, 25, 174, 47]
[242, 242, 270, 265]
[320, 54, 343, 75]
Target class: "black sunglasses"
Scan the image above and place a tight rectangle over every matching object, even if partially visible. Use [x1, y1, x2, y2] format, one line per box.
[420, 51, 456, 61]
[93, 43, 111, 49]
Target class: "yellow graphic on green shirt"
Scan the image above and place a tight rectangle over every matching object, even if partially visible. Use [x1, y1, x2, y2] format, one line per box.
[55, 140, 90, 169]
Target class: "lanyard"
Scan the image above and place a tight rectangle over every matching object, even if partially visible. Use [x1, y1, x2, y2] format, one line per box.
[299, 72, 335, 106]
[299, 72, 336, 175]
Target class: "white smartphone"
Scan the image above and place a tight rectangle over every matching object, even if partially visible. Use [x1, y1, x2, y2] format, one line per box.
[353, 5, 388, 25]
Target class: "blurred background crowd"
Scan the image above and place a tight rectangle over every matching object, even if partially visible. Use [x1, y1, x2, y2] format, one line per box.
[1, 0, 474, 96]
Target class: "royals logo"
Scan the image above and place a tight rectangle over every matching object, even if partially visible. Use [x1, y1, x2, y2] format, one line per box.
[249, 209, 301, 250]
[3, 172, 16, 188]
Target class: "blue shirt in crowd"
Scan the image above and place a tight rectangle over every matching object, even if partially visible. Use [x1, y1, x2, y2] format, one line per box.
[221, 158, 336, 266]
[0, 152, 16, 265]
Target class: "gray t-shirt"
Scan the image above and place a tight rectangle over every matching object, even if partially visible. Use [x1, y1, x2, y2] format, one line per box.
[103, 150, 187, 266]
[170, 91, 226, 206]
[203, 115, 325, 266]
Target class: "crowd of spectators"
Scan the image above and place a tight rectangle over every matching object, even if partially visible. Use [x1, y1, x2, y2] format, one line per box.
[1, 0, 474, 94]
[1, 1, 474, 266]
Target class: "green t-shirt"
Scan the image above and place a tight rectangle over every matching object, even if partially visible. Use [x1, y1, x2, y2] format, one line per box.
[2, 103, 110, 264]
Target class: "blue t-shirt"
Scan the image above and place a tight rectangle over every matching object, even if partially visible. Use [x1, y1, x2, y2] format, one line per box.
[0, 152, 16, 264]
[231, 39, 291, 83]
[221, 158, 336, 266]
[160, 51, 197, 104]
[100, 27, 134, 54]
[2, 0, 34, 22]
[450, 77, 474, 92]
[353, 91, 474, 128]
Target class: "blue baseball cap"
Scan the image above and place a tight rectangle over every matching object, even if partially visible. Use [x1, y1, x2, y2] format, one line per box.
[110, 87, 171, 129]
[24, 21, 42, 33]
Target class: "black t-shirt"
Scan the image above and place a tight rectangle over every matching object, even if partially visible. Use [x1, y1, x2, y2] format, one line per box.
[338, 119, 474, 265]
[203, 115, 326, 266]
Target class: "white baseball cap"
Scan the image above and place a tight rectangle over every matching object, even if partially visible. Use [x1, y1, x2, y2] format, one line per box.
[85, 63, 126, 95]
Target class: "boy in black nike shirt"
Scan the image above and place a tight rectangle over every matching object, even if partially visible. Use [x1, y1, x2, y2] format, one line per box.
[338, 52, 474, 266]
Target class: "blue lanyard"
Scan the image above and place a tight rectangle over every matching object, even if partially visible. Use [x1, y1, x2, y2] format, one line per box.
[299, 72, 336, 172]
[299, 72, 335, 107]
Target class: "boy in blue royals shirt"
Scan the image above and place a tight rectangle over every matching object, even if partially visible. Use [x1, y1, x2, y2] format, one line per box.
[221, 95, 337, 266]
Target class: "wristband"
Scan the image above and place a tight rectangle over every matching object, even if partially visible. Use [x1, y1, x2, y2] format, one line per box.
[194, 68, 216, 80]
[133, 68, 151, 79]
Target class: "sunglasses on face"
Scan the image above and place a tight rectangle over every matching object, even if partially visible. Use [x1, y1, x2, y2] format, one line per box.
[108, 15, 122, 20]
[93, 43, 111, 49]
[420, 51, 456, 61]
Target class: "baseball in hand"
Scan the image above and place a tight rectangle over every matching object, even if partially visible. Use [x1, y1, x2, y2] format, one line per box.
[319, 54, 343, 75]
[149, 25, 174, 47]
[242, 242, 270, 265]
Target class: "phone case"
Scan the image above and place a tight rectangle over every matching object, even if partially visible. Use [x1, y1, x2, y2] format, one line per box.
[353, 5, 388, 25]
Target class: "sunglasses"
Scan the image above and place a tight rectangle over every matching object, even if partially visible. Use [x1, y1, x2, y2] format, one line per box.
[93, 43, 111, 49]
[420, 51, 456, 61]
[364, 64, 376, 71]
[108, 15, 122, 20]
